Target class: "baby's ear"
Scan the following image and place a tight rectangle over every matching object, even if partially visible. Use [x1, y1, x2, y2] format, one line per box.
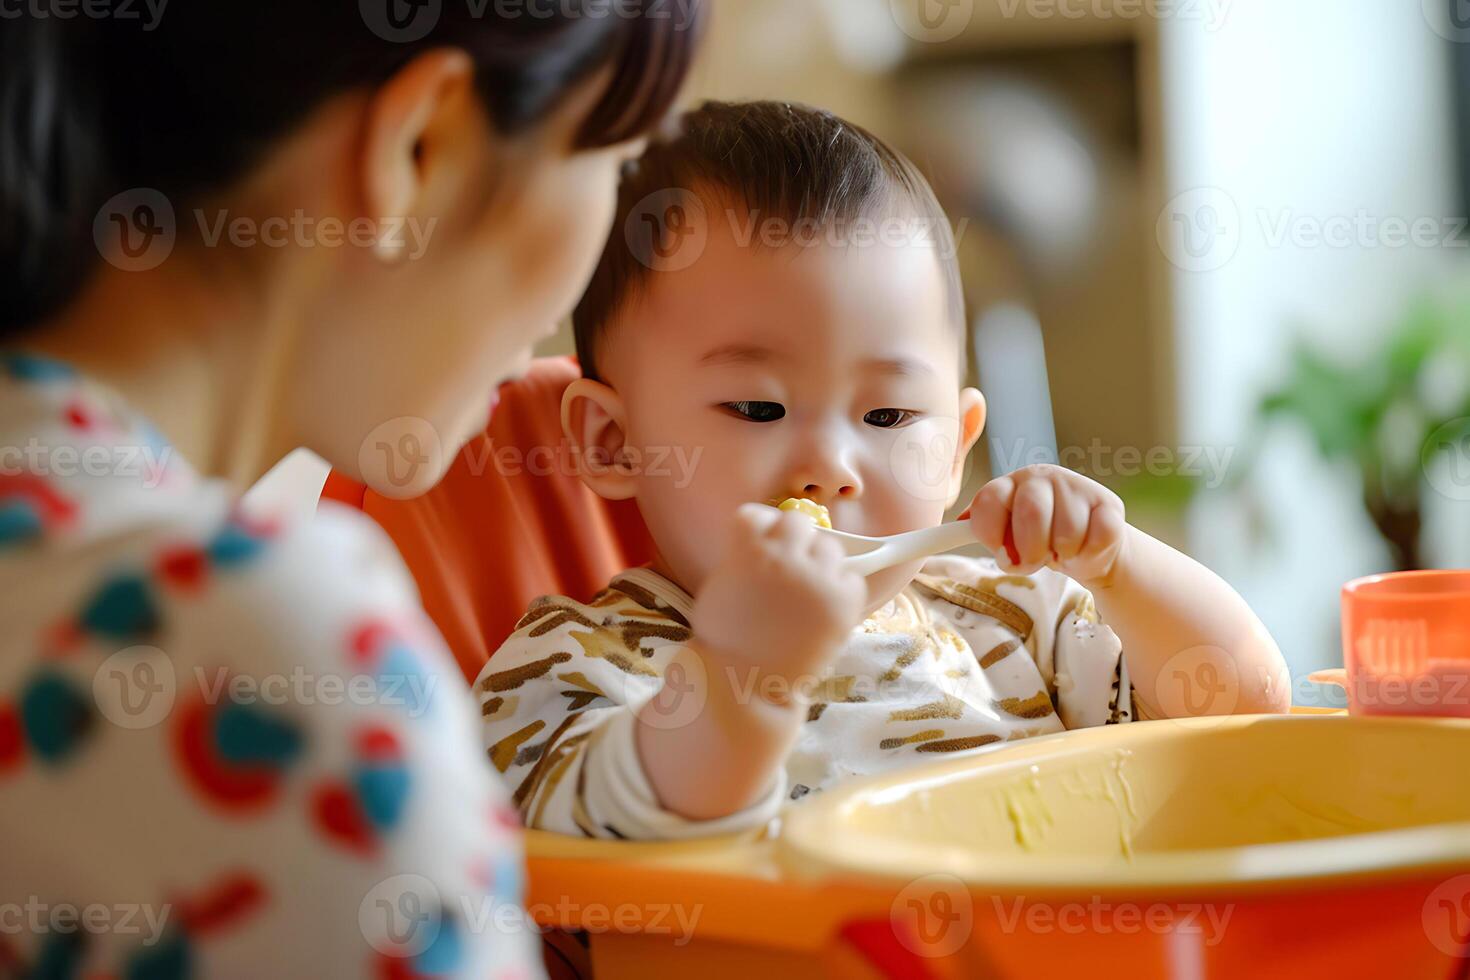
[947, 388, 987, 505]
[562, 379, 638, 501]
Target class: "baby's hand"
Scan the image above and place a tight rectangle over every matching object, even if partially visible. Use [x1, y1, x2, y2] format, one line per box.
[692, 503, 866, 702]
[968, 465, 1127, 585]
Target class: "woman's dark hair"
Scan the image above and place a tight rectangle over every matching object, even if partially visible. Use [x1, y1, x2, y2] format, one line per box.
[0, 1, 704, 334]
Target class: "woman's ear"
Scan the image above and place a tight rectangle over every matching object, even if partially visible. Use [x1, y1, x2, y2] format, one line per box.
[948, 387, 987, 505]
[562, 378, 639, 501]
[360, 49, 476, 262]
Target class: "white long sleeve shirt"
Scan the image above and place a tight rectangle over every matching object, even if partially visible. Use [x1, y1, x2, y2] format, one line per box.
[478, 557, 1132, 841]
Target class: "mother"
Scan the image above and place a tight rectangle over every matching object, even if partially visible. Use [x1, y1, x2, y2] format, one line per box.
[0, 3, 700, 976]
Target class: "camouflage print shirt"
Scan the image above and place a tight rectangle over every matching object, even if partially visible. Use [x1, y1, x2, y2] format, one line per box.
[476, 554, 1131, 841]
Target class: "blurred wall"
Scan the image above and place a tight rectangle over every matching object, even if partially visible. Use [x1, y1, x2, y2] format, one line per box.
[1159, 1, 1460, 687]
[687, 0, 898, 130]
[539, 0, 899, 358]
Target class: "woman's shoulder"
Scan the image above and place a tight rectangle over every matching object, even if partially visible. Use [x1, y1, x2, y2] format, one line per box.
[0, 352, 439, 675]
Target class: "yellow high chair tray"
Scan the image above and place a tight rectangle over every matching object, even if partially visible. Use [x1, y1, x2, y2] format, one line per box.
[525, 714, 1470, 979]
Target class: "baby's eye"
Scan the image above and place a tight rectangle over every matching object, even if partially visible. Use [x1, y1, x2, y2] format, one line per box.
[864, 408, 919, 429]
[722, 401, 786, 423]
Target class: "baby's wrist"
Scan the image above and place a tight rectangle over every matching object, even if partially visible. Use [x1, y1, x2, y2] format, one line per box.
[691, 637, 808, 716]
[1080, 523, 1137, 590]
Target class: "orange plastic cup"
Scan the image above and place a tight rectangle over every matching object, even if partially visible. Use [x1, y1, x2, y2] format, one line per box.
[1341, 570, 1470, 717]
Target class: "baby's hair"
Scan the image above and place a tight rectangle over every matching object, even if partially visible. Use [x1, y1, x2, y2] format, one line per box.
[573, 100, 966, 381]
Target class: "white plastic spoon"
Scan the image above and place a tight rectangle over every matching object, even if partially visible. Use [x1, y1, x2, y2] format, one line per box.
[815, 521, 985, 577]
[766, 500, 1020, 575]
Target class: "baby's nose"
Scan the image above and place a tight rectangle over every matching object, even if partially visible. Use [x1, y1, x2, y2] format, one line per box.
[788, 429, 863, 503]
[799, 482, 855, 502]
[793, 469, 862, 505]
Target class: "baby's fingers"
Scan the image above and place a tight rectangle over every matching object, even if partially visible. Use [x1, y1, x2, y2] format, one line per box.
[807, 528, 847, 567]
[766, 511, 818, 552]
[826, 561, 869, 625]
[968, 477, 1015, 556]
[1050, 480, 1093, 562]
[1064, 498, 1127, 583]
[1010, 476, 1055, 573]
[735, 502, 781, 535]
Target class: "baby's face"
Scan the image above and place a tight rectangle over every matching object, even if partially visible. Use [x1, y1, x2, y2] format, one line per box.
[598, 206, 981, 609]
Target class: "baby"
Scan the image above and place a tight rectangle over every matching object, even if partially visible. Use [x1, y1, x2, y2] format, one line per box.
[478, 101, 1289, 839]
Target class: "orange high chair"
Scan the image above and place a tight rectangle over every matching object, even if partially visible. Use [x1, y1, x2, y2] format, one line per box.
[323, 358, 1470, 980]
[321, 357, 657, 684]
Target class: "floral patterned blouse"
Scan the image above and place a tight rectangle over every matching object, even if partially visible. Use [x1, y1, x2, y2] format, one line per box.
[0, 354, 541, 979]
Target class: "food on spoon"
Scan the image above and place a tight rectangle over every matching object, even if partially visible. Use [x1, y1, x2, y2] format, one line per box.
[770, 497, 832, 529]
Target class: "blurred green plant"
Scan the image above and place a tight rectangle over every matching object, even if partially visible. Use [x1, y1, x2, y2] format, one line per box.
[1244, 298, 1470, 570]
[1113, 298, 1470, 571]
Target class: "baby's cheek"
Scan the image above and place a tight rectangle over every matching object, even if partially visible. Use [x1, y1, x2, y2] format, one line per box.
[862, 481, 948, 538]
[641, 480, 742, 580]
